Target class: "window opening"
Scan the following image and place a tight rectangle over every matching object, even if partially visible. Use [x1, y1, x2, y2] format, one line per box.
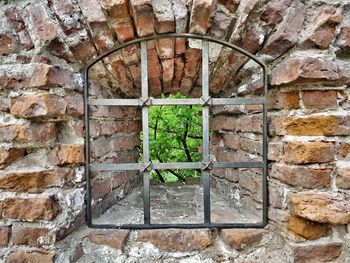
[84, 33, 268, 229]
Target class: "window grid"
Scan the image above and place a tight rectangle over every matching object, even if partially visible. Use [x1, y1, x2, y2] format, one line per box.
[84, 33, 268, 229]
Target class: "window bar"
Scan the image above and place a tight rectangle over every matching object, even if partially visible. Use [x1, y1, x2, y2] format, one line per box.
[141, 41, 151, 224]
[202, 40, 211, 224]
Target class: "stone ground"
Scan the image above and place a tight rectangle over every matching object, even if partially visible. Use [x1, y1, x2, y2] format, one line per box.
[94, 184, 260, 225]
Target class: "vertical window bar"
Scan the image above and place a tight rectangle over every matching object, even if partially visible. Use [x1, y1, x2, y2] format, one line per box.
[141, 41, 151, 224]
[202, 40, 211, 224]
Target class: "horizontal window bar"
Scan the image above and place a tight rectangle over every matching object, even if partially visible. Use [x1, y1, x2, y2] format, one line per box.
[89, 97, 265, 106]
[90, 222, 264, 229]
[90, 161, 264, 171]
[212, 97, 264, 105]
[89, 99, 139, 106]
[213, 162, 264, 169]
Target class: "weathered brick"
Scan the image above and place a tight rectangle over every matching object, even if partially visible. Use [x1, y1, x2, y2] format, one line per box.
[50, 0, 82, 35]
[284, 141, 335, 164]
[184, 48, 201, 78]
[337, 142, 350, 160]
[300, 6, 342, 49]
[0, 64, 81, 90]
[268, 91, 300, 110]
[337, 27, 350, 53]
[0, 169, 69, 193]
[0, 123, 57, 143]
[301, 90, 338, 109]
[288, 191, 350, 224]
[292, 243, 342, 263]
[336, 169, 350, 189]
[210, 11, 232, 38]
[0, 226, 10, 247]
[49, 145, 84, 165]
[4, 7, 34, 50]
[271, 164, 332, 189]
[282, 115, 350, 136]
[11, 93, 67, 118]
[130, 0, 154, 37]
[0, 148, 25, 169]
[0, 34, 17, 55]
[259, 0, 305, 58]
[220, 229, 266, 251]
[260, 0, 293, 26]
[271, 57, 350, 86]
[235, 115, 262, 133]
[138, 229, 213, 251]
[6, 251, 55, 263]
[287, 215, 330, 240]
[102, 0, 130, 19]
[3, 197, 59, 222]
[210, 117, 235, 131]
[112, 21, 135, 42]
[152, 0, 175, 33]
[11, 227, 53, 247]
[26, 3, 58, 45]
[189, 0, 216, 34]
[147, 49, 162, 79]
[88, 230, 129, 250]
[162, 59, 174, 91]
[157, 39, 175, 59]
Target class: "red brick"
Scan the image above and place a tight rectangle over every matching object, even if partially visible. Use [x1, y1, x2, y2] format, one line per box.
[26, 3, 58, 45]
[3, 197, 59, 222]
[147, 49, 162, 79]
[271, 57, 349, 86]
[130, 0, 154, 37]
[50, 145, 84, 165]
[337, 142, 350, 160]
[302, 90, 338, 109]
[113, 21, 135, 42]
[260, 0, 293, 26]
[210, 11, 232, 38]
[284, 141, 335, 164]
[11, 93, 67, 118]
[153, 0, 175, 33]
[11, 227, 53, 247]
[162, 59, 174, 90]
[220, 229, 266, 251]
[287, 215, 330, 240]
[0, 226, 10, 247]
[235, 115, 262, 133]
[0, 34, 17, 55]
[0, 148, 25, 169]
[268, 91, 300, 110]
[293, 243, 342, 263]
[184, 48, 201, 77]
[138, 229, 213, 251]
[102, 0, 130, 19]
[288, 191, 350, 224]
[50, 0, 83, 35]
[337, 27, 350, 53]
[157, 39, 175, 59]
[210, 117, 235, 131]
[149, 77, 163, 97]
[218, 0, 240, 13]
[92, 178, 112, 200]
[0, 169, 69, 193]
[0, 123, 57, 143]
[4, 7, 34, 50]
[175, 38, 186, 55]
[6, 251, 55, 263]
[259, 0, 305, 58]
[281, 115, 350, 136]
[300, 6, 342, 49]
[88, 230, 129, 250]
[271, 164, 332, 189]
[189, 0, 216, 34]
[336, 169, 350, 189]
[65, 96, 84, 117]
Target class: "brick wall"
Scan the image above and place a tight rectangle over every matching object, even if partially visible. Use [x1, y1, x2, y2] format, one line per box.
[0, 0, 349, 262]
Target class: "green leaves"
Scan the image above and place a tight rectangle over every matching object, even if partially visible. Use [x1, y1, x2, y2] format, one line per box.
[141, 93, 202, 183]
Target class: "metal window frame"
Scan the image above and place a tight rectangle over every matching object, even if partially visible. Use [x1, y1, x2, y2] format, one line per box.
[84, 33, 268, 229]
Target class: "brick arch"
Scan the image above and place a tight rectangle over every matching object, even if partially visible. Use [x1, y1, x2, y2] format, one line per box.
[0, 0, 349, 262]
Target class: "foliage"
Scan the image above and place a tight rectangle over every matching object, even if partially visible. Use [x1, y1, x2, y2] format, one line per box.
[141, 93, 202, 183]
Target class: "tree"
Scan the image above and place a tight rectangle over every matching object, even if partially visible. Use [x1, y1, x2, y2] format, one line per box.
[141, 93, 202, 183]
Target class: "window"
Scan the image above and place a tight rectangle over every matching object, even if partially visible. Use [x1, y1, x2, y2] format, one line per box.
[84, 34, 268, 229]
